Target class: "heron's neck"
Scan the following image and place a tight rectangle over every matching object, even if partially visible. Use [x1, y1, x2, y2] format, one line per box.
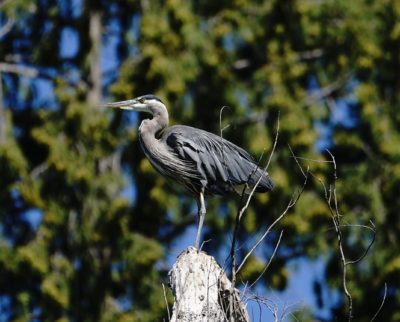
[138, 108, 169, 155]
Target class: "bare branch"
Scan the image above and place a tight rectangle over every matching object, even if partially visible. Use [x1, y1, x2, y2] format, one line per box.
[199, 238, 211, 251]
[340, 222, 376, 265]
[297, 48, 324, 60]
[302, 73, 352, 107]
[88, 10, 102, 106]
[293, 148, 381, 321]
[0, 62, 89, 91]
[232, 113, 280, 268]
[265, 111, 279, 171]
[29, 162, 49, 180]
[237, 169, 308, 274]
[249, 230, 284, 288]
[162, 283, 171, 321]
[288, 144, 307, 178]
[324, 150, 354, 321]
[233, 59, 251, 70]
[0, 71, 4, 143]
[228, 112, 280, 322]
[370, 283, 387, 322]
[245, 292, 279, 322]
[219, 105, 231, 137]
[290, 155, 335, 163]
[0, 17, 14, 38]
[0, 62, 39, 78]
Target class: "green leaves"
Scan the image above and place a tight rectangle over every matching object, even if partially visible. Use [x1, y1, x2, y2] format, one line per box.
[122, 233, 163, 271]
[1, 0, 400, 320]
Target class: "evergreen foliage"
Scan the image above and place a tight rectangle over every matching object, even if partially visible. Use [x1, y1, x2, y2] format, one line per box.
[0, 0, 398, 320]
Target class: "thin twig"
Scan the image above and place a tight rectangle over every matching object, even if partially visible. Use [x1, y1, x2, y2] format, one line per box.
[265, 111, 280, 171]
[199, 238, 211, 251]
[229, 112, 280, 322]
[0, 71, 4, 143]
[326, 150, 353, 321]
[232, 113, 280, 279]
[290, 155, 335, 163]
[288, 144, 307, 178]
[237, 170, 308, 274]
[249, 230, 284, 288]
[162, 283, 171, 321]
[219, 105, 230, 137]
[0, 17, 14, 38]
[302, 73, 352, 107]
[340, 222, 376, 265]
[297, 48, 324, 60]
[370, 283, 387, 322]
[0, 62, 39, 77]
[289, 148, 380, 321]
[323, 221, 376, 265]
[29, 163, 49, 179]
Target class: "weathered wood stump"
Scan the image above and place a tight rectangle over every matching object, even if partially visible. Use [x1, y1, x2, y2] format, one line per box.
[168, 247, 249, 322]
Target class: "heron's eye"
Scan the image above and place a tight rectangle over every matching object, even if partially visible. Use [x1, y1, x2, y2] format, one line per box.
[139, 98, 145, 104]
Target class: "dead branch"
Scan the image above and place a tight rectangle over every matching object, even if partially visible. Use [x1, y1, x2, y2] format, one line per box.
[0, 62, 89, 91]
[237, 169, 308, 274]
[227, 114, 308, 322]
[0, 71, 4, 143]
[162, 282, 171, 321]
[249, 230, 284, 289]
[338, 222, 376, 265]
[291, 148, 380, 321]
[370, 283, 387, 322]
[326, 150, 353, 321]
[0, 62, 39, 78]
[218, 110, 281, 321]
[219, 106, 231, 137]
[88, 10, 102, 106]
[230, 113, 280, 281]
[0, 17, 14, 38]
[297, 48, 324, 60]
[302, 73, 352, 107]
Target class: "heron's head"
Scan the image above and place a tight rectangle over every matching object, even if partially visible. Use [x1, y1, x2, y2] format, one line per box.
[107, 94, 166, 116]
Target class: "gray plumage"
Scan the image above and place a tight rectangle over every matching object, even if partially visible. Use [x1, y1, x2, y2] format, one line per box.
[107, 94, 273, 248]
[162, 125, 273, 195]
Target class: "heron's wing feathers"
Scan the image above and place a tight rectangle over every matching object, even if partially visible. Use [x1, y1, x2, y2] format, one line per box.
[163, 125, 273, 194]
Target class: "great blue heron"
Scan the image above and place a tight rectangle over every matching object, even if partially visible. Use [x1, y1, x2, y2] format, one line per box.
[108, 95, 274, 249]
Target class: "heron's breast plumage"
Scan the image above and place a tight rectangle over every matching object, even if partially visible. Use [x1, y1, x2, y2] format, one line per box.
[138, 123, 202, 194]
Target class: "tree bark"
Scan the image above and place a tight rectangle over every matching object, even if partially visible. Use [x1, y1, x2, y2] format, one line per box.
[88, 10, 102, 107]
[168, 247, 249, 322]
[0, 71, 4, 143]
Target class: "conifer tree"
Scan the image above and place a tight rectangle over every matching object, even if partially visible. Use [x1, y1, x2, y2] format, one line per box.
[0, 0, 398, 320]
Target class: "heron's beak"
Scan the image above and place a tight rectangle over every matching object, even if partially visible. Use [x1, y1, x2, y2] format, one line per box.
[107, 99, 152, 114]
[106, 99, 142, 110]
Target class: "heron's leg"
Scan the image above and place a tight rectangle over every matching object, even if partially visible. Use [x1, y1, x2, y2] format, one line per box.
[194, 191, 206, 249]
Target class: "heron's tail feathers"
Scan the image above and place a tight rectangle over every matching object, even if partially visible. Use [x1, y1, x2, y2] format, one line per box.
[254, 172, 274, 192]
[248, 168, 274, 192]
[232, 169, 274, 195]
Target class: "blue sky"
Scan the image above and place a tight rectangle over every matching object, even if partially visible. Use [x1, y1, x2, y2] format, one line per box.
[0, 1, 365, 319]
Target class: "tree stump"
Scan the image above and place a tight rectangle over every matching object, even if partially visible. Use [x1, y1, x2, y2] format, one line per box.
[168, 247, 249, 322]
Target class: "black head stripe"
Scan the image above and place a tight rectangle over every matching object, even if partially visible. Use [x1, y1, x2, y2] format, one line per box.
[139, 94, 163, 103]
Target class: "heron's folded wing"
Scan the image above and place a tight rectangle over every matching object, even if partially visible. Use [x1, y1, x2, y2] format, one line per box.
[162, 125, 273, 192]
[165, 132, 231, 183]
[188, 129, 274, 191]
